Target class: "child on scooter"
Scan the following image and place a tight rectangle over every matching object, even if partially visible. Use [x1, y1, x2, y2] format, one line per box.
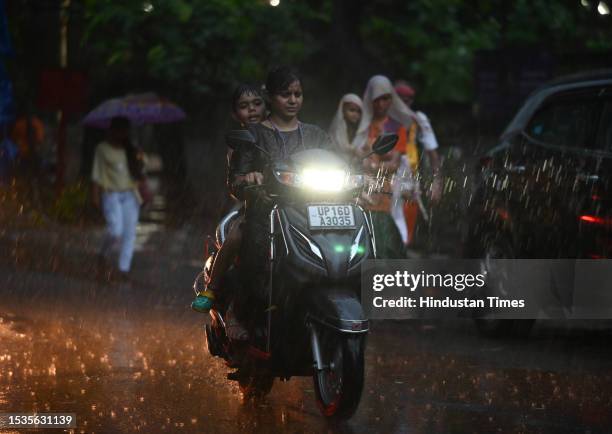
[192, 83, 266, 313]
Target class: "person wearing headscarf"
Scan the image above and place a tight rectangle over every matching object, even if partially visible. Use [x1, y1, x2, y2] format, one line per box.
[355, 75, 417, 258]
[328, 93, 363, 155]
[394, 80, 442, 246]
[354, 76, 417, 149]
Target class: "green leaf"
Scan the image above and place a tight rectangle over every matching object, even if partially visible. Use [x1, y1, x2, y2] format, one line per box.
[147, 45, 167, 65]
[172, 0, 193, 22]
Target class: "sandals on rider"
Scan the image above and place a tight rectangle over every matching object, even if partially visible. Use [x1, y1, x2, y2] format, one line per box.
[191, 287, 216, 313]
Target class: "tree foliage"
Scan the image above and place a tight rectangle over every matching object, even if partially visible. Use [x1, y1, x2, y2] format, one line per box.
[360, 0, 612, 102]
[81, 0, 326, 106]
[80, 0, 612, 105]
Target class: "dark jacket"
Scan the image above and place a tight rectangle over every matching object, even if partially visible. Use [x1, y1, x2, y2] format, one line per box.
[228, 122, 333, 200]
[228, 121, 333, 291]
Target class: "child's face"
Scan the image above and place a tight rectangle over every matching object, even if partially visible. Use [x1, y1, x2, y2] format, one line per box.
[342, 102, 362, 125]
[234, 92, 265, 125]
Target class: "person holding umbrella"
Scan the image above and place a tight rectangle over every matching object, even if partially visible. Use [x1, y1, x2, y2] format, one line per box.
[84, 93, 185, 278]
[91, 116, 144, 278]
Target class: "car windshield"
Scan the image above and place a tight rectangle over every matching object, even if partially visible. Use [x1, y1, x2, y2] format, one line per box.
[596, 101, 612, 152]
[525, 91, 601, 149]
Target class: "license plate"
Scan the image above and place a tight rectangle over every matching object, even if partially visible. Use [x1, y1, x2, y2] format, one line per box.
[307, 205, 355, 229]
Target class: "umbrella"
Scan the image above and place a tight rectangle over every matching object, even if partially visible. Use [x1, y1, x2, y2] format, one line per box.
[82, 92, 186, 128]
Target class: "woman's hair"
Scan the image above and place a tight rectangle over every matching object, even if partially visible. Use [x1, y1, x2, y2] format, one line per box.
[265, 66, 302, 96]
[231, 83, 264, 112]
[109, 116, 130, 131]
[107, 117, 143, 180]
[125, 143, 144, 181]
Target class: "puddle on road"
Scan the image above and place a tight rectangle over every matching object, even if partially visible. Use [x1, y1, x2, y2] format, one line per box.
[2, 312, 611, 433]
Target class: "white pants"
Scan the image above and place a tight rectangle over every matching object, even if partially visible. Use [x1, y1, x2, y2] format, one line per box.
[101, 190, 140, 272]
[391, 156, 418, 245]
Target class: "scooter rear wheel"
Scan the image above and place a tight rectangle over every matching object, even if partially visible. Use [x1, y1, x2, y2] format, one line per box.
[313, 331, 365, 419]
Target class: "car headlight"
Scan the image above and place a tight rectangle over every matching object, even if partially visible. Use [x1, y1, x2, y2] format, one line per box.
[275, 168, 364, 192]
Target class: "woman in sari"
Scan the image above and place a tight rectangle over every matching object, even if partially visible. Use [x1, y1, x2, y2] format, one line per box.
[354, 75, 419, 258]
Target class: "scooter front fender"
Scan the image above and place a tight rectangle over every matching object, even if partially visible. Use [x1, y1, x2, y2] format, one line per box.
[303, 287, 369, 334]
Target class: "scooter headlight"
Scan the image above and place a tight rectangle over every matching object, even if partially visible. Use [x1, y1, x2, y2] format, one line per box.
[301, 168, 347, 192]
[274, 168, 364, 192]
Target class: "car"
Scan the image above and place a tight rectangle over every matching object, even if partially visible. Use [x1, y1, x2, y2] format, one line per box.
[467, 70, 612, 335]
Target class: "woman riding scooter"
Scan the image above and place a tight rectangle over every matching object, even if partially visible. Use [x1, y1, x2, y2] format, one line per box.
[231, 66, 333, 303]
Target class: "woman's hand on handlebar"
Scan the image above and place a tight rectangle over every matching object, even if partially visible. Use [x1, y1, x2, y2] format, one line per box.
[244, 171, 264, 185]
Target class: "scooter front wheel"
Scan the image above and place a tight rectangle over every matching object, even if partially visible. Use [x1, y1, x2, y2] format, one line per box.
[313, 330, 365, 419]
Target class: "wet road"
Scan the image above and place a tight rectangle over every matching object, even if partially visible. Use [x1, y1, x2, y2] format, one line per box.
[1, 224, 612, 433]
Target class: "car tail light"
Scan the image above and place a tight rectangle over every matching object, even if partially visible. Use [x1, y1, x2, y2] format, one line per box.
[579, 215, 612, 226]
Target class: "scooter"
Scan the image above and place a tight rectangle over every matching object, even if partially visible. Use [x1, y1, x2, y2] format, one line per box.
[194, 131, 397, 418]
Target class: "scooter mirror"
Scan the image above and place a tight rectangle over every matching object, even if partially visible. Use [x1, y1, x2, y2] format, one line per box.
[372, 133, 399, 155]
[226, 129, 256, 150]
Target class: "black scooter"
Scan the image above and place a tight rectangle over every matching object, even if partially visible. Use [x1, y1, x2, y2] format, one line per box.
[194, 131, 397, 418]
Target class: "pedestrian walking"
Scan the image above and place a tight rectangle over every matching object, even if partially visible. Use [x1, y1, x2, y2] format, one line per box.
[394, 80, 442, 245]
[354, 75, 415, 258]
[91, 116, 144, 278]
